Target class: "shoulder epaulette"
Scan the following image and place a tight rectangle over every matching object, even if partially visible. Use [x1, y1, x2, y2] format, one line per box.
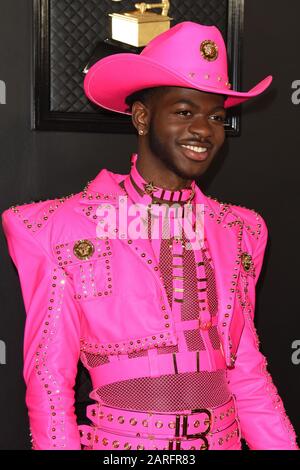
[206, 195, 265, 239]
[9, 193, 74, 234]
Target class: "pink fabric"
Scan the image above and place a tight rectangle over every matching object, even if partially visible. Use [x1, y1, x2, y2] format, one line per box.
[1, 163, 299, 450]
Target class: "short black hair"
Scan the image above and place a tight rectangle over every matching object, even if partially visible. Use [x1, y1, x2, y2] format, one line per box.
[125, 86, 170, 113]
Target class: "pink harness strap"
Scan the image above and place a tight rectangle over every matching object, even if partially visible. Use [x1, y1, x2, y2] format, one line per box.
[89, 348, 226, 388]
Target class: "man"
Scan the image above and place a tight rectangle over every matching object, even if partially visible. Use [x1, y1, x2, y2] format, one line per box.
[2, 22, 299, 450]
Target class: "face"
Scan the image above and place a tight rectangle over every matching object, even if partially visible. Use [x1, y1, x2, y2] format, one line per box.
[133, 87, 226, 181]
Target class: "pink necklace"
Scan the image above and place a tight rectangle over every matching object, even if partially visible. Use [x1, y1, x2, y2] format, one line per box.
[128, 153, 196, 204]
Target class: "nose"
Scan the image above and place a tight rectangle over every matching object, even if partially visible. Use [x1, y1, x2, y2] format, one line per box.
[188, 115, 212, 139]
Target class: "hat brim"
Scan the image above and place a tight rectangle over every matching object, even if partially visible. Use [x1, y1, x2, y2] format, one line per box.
[84, 53, 273, 114]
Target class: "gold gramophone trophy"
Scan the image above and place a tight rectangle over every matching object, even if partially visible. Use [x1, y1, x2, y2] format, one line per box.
[83, 1, 172, 75]
[109, 1, 172, 47]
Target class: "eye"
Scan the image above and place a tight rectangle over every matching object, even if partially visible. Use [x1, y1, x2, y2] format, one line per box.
[175, 110, 192, 117]
[209, 114, 226, 124]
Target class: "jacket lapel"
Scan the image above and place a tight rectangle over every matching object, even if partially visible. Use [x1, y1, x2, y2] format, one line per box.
[197, 187, 245, 366]
[76, 169, 162, 282]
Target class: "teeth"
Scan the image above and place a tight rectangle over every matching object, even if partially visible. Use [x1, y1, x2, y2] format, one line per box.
[181, 145, 207, 153]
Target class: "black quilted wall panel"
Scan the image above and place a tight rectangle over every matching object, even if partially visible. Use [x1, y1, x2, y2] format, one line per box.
[49, 0, 228, 113]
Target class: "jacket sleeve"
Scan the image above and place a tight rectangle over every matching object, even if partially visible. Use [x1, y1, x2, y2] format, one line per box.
[227, 216, 299, 450]
[2, 208, 82, 450]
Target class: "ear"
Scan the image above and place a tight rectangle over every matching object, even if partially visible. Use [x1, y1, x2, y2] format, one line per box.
[131, 101, 150, 135]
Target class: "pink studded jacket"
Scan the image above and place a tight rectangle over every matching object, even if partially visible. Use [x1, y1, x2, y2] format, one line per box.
[1, 167, 299, 450]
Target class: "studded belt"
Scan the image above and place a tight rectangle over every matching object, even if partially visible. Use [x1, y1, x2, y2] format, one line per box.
[79, 395, 241, 450]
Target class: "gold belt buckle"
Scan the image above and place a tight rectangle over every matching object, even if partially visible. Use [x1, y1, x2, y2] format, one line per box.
[168, 409, 212, 450]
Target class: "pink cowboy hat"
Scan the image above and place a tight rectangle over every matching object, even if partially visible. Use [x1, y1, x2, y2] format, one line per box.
[84, 21, 272, 114]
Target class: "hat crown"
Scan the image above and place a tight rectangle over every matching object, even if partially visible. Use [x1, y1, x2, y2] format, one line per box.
[140, 21, 229, 86]
[84, 20, 272, 113]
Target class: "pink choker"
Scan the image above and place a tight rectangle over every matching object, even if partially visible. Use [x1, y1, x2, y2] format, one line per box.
[128, 153, 195, 204]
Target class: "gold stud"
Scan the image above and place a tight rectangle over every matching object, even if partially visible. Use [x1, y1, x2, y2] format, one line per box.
[118, 416, 125, 424]
[112, 440, 120, 448]
[155, 421, 163, 428]
[130, 418, 137, 426]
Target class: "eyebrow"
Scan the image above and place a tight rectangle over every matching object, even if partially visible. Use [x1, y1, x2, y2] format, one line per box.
[171, 99, 225, 112]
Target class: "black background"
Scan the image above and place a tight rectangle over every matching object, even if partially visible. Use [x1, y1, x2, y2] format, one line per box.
[0, 0, 299, 449]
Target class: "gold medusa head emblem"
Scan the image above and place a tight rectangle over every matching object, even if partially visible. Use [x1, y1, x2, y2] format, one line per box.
[200, 39, 219, 61]
[241, 252, 253, 273]
[73, 239, 95, 260]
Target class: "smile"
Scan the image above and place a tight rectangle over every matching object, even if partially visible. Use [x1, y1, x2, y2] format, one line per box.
[180, 144, 210, 162]
[181, 144, 207, 153]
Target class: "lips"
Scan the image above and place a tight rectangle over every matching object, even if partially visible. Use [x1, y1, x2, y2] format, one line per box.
[179, 143, 211, 162]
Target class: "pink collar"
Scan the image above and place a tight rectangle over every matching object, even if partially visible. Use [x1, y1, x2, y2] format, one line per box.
[126, 153, 196, 204]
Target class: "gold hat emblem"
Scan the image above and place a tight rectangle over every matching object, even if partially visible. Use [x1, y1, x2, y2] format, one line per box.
[73, 239, 95, 260]
[200, 39, 218, 61]
[241, 252, 253, 273]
